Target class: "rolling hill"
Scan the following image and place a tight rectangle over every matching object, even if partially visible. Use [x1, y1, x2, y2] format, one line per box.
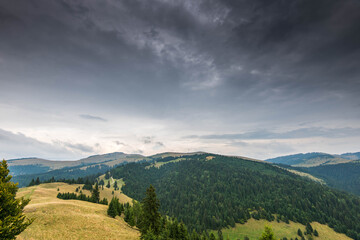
[267, 151, 360, 196]
[109, 153, 360, 239]
[15, 167, 353, 240]
[7, 152, 144, 176]
[16, 182, 139, 240]
[266, 152, 356, 167]
[291, 160, 360, 196]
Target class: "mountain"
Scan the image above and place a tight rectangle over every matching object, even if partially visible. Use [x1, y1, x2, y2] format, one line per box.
[7, 152, 144, 176]
[109, 153, 360, 239]
[266, 152, 355, 167]
[291, 160, 360, 196]
[340, 152, 360, 160]
[17, 182, 351, 240]
[266, 152, 360, 196]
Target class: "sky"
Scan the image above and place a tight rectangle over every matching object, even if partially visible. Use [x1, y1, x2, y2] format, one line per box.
[1, 0, 360, 160]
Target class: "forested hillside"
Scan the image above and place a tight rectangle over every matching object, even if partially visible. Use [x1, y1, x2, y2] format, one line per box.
[110, 154, 360, 240]
[293, 161, 360, 196]
[13, 164, 112, 187]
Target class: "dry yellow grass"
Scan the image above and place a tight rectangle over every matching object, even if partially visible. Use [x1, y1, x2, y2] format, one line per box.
[212, 218, 351, 240]
[16, 182, 140, 240]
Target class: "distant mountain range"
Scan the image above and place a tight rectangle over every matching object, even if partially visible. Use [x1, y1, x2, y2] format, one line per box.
[266, 151, 360, 196]
[7, 151, 208, 187]
[266, 152, 360, 167]
[7, 152, 144, 176]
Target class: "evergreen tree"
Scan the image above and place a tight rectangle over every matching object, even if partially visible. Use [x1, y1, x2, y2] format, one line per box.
[106, 181, 111, 188]
[99, 179, 105, 186]
[306, 223, 313, 234]
[107, 198, 119, 218]
[0, 160, 32, 239]
[141, 185, 161, 236]
[178, 222, 188, 240]
[91, 183, 100, 203]
[141, 228, 157, 240]
[28, 179, 35, 186]
[218, 229, 224, 240]
[35, 177, 40, 185]
[105, 172, 111, 180]
[297, 229, 303, 237]
[313, 230, 319, 237]
[259, 226, 276, 240]
[113, 181, 118, 190]
[209, 233, 216, 240]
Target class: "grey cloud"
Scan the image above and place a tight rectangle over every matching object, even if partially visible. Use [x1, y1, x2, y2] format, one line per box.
[80, 114, 107, 122]
[142, 136, 153, 144]
[59, 142, 95, 153]
[0, 0, 359, 158]
[188, 127, 360, 140]
[0, 128, 80, 159]
[114, 141, 126, 146]
[155, 142, 165, 147]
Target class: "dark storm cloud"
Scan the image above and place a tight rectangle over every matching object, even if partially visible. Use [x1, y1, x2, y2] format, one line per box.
[1, 0, 360, 158]
[80, 114, 107, 122]
[187, 127, 360, 140]
[1, 0, 359, 103]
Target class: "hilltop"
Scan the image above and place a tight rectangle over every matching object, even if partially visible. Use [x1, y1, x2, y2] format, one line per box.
[266, 152, 358, 167]
[7, 152, 144, 176]
[110, 153, 360, 239]
[16, 182, 138, 240]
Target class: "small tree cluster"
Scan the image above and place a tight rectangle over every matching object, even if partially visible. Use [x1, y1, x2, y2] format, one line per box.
[113, 181, 119, 190]
[107, 197, 124, 218]
[57, 192, 108, 205]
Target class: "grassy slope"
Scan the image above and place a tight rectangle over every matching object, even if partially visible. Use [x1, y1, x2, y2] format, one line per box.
[16, 182, 139, 240]
[212, 219, 351, 240]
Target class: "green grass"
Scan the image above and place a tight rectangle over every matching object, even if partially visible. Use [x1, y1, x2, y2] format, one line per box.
[211, 218, 351, 240]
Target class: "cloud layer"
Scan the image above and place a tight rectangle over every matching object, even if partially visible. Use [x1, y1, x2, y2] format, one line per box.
[0, 0, 359, 159]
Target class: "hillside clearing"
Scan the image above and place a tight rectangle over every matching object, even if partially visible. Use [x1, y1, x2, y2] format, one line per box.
[212, 218, 351, 240]
[16, 182, 139, 240]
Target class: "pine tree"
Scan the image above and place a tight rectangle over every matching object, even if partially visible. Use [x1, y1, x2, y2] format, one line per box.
[107, 197, 119, 218]
[178, 222, 188, 240]
[209, 233, 216, 240]
[218, 229, 224, 240]
[106, 181, 111, 188]
[0, 160, 32, 239]
[140, 185, 161, 236]
[28, 179, 35, 186]
[297, 229, 303, 237]
[313, 229, 319, 237]
[306, 223, 313, 234]
[35, 177, 40, 185]
[113, 181, 118, 190]
[259, 226, 276, 240]
[91, 183, 100, 203]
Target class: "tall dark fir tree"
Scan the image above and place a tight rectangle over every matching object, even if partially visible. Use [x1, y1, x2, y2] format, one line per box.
[0, 160, 32, 239]
[140, 185, 161, 237]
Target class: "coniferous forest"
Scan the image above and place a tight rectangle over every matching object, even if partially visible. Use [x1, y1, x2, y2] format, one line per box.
[110, 154, 360, 240]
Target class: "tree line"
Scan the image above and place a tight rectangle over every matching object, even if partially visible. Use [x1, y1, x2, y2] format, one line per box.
[57, 183, 108, 205]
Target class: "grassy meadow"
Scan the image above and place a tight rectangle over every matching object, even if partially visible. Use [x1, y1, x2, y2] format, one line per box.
[16, 182, 139, 240]
[211, 218, 351, 240]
